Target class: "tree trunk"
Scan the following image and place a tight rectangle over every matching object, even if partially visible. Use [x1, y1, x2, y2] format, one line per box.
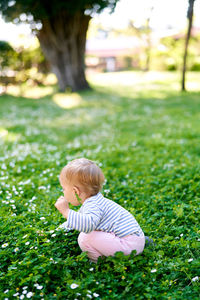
[144, 6, 154, 72]
[37, 11, 91, 92]
[181, 0, 195, 91]
[145, 34, 151, 72]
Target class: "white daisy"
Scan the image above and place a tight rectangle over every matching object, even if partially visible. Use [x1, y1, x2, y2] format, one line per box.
[36, 285, 43, 290]
[151, 269, 157, 273]
[192, 276, 199, 282]
[26, 292, 33, 298]
[70, 283, 79, 289]
[93, 293, 100, 297]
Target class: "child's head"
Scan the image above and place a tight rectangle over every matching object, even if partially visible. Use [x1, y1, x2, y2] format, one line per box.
[59, 158, 105, 205]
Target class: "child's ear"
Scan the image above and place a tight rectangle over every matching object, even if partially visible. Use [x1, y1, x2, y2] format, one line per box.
[73, 186, 82, 204]
[73, 186, 80, 196]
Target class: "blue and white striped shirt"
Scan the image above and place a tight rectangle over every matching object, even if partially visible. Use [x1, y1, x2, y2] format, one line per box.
[63, 192, 144, 238]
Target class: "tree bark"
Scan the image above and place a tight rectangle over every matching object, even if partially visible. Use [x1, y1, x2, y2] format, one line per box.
[181, 0, 195, 91]
[144, 6, 154, 72]
[37, 11, 91, 92]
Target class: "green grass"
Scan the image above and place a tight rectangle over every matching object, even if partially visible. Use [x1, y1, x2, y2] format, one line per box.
[0, 71, 200, 299]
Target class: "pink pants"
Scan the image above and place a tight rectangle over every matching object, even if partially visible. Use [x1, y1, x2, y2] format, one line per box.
[78, 231, 145, 263]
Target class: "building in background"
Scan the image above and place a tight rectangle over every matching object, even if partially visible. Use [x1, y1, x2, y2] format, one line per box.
[86, 35, 145, 72]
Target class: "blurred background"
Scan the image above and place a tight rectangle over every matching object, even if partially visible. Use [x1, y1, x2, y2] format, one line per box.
[0, 0, 200, 94]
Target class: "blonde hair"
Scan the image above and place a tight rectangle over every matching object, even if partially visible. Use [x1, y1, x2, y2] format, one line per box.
[60, 158, 105, 196]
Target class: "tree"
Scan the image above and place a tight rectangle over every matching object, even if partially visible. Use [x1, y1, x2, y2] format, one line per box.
[0, 0, 118, 92]
[143, 6, 154, 72]
[181, 0, 195, 91]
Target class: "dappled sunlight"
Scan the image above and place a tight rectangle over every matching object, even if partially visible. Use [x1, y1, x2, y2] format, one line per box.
[22, 86, 54, 99]
[186, 81, 200, 91]
[3, 85, 21, 97]
[6, 85, 54, 99]
[52, 93, 82, 109]
[88, 71, 200, 93]
[88, 71, 170, 86]
[0, 127, 20, 142]
[88, 71, 145, 86]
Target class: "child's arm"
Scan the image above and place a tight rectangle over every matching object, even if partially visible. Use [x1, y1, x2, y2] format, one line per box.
[55, 198, 103, 233]
[66, 208, 102, 233]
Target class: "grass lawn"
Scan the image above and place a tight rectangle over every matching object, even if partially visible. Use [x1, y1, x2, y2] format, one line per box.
[0, 71, 199, 299]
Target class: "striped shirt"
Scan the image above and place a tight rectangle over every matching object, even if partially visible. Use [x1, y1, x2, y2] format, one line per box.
[63, 192, 144, 238]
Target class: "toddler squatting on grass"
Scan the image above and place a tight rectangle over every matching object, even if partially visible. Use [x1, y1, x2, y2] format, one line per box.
[54, 158, 145, 263]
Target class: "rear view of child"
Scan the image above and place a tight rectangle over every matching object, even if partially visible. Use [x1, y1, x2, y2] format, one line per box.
[54, 158, 145, 263]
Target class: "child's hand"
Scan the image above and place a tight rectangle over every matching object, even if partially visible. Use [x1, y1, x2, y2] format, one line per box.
[54, 196, 69, 219]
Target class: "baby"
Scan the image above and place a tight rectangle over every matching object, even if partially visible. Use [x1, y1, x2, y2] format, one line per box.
[54, 158, 145, 263]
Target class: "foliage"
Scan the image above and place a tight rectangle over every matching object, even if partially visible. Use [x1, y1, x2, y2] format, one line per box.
[0, 40, 16, 71]
[13, 45, 50, 84]
[0, 40, 13, 52]
[151, 33, 200, 72]
[16, 46, 48, 73]
[151, 36, 184, 71]
[0, 72, 200, 299]
[0, 41, 49, 86]
[0, 0, 118, 23]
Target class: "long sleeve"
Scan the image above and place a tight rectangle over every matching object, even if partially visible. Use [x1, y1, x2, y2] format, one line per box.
[58, 192, 144, 237]
[65, 203, 103, 233]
